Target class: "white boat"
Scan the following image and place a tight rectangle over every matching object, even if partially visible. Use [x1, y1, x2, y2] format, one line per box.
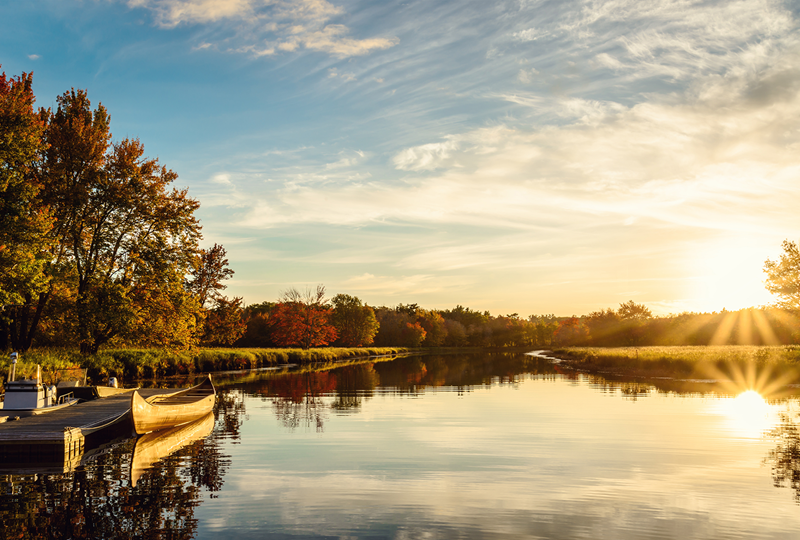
[1, 354, 79, 416]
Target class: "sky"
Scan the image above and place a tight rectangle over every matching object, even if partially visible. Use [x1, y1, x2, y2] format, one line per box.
[2, 0, 799, 317]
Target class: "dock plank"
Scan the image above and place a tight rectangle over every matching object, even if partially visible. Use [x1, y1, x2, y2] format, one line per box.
[0, 388, 185, 466]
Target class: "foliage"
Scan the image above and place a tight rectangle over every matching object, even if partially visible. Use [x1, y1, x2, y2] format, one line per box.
[765, 240, 800, 310]
[187, 243, 234, 308]
[417, 309, 446, 347]
[330, 293, 379, 347]
[402, 321, 427, 347]
[202, 296, 247, 346]
[1, 86, 205, 353]
[0, 346, 409, 385]
[0, 68, 52, 348]
[269, 286, 338, 349]
[553, 317, 588, 346]
[372, 305, 559, 348]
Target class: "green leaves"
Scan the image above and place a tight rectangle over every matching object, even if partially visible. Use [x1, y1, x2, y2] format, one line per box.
[765, 240, 800, 311]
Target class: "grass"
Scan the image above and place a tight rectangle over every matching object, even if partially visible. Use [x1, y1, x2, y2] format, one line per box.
[550, 345, 800, 384]
[0, 347, 410, 386]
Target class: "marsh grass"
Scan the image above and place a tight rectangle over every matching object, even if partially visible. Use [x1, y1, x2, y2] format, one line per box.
[552, 346, 800, 393]
[0, 347, 409, 386]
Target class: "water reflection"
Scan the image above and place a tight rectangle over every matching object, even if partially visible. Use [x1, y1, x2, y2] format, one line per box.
[0, 390, 246, 538]
[4, 351, 800, 539]
[131, 413, 215, 487]
[765, 408, 800, 502]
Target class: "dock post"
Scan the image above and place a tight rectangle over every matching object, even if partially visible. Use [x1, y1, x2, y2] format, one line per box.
[9, 352, 18, 382]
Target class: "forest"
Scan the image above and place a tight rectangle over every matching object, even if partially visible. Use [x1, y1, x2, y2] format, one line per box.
[2, 67, 800, 357]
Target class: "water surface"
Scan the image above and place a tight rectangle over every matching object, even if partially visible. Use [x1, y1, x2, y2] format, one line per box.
[2, 352, 800, 539]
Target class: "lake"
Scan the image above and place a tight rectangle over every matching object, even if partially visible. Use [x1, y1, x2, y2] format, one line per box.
[2, 351, 800, 539]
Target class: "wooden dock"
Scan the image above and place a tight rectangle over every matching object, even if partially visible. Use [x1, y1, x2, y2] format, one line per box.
[0, 388, 178, 469]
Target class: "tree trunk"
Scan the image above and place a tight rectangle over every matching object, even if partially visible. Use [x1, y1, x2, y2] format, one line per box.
[0, 318, 8, 350]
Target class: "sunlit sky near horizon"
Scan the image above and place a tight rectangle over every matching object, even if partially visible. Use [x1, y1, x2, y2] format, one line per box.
[2, 0, 799, 316]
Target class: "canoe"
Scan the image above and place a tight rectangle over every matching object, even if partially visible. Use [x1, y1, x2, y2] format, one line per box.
[130, 376, 215, 435]
[130, 412, 214, 487]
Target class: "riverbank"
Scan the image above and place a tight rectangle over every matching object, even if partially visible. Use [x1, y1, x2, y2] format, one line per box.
[547, 345, 800, 386]
[0, 347, 411, 385]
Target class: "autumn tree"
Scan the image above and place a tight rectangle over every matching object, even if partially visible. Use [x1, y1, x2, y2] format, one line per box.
[270, 285, 337, 349]
[330, 294, 379, 347]
[187, 243, 234, 308]
[401, 321, 427, 347]
[201, 296, 247, 346]
[188, 244, 245, 346]
[0, 68, 52, 349]
[372, 308, 410, 346]
[443, 319, 468, 346]
[553, 317, 588, 346]
[417, 309, 447, 347]
[765, 240, 800, 311]
[4, 89, 204, 353]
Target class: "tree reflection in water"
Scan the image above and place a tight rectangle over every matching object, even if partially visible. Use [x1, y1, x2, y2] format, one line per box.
[0, 390, 246, 539]
[238, 353, 561, 432]
[765, 410, 800, 502]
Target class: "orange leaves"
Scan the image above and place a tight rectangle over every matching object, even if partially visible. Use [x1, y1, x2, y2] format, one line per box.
[269, 301, 338, 349]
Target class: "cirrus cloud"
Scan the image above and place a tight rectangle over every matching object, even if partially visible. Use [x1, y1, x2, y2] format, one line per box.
[125, 0, 398, 57]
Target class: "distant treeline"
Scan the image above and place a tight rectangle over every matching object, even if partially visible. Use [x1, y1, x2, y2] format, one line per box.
[235, 296, 800, 349]
[552, 303, 800, 347]
[235, 294, 561, 349]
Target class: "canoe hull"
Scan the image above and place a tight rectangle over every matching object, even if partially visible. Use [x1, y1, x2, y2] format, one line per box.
[131, 377, 215, 435]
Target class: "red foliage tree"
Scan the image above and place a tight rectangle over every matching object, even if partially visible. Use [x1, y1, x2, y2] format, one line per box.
[553, 317, 589, 346]
[269, 285, 337, 349]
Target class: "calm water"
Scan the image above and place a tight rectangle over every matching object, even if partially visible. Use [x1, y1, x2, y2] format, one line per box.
[2, 352, 800, 539]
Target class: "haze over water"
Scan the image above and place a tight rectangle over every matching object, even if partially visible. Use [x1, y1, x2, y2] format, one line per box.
[3, 352, 800, 539]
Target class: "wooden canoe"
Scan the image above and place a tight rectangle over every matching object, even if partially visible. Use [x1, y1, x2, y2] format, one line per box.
[130, 412, 214, 487]
[130, 376, 215, 435]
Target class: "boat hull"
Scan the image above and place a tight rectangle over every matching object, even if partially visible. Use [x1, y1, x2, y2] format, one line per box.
[131, 377, 215, 435]
[0, 398, 79, 417]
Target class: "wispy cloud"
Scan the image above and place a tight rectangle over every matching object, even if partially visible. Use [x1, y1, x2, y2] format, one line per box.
[125, 0, 398, 57]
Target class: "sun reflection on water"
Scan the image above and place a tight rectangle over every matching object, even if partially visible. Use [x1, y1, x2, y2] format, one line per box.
[716, 390, 778, 439]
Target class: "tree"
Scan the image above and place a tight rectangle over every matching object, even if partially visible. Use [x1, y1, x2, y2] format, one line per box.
[765, 240, 800, 310]
[443, 319, 468, 346]
[202, 296, 246, 346]
[617, 300, 652, 320]
[401, 321, 427, 347]
[0, 68, 52, 349]
[188, 243, 244, 347]
[269, 285, 337, 349]
[584, 308, 622, 346]
[416, 309, 447, 347]
[616, 300, 652, 346]
[330, 294, 379, 347]
[372, 308, 411, 346]
[553, 317, 588, 346]
[187, 243, 234, 308]
[7, 89, 203, 353]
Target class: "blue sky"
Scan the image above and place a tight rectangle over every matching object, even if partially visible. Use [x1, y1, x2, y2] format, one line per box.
[2, 0, 799, 316]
